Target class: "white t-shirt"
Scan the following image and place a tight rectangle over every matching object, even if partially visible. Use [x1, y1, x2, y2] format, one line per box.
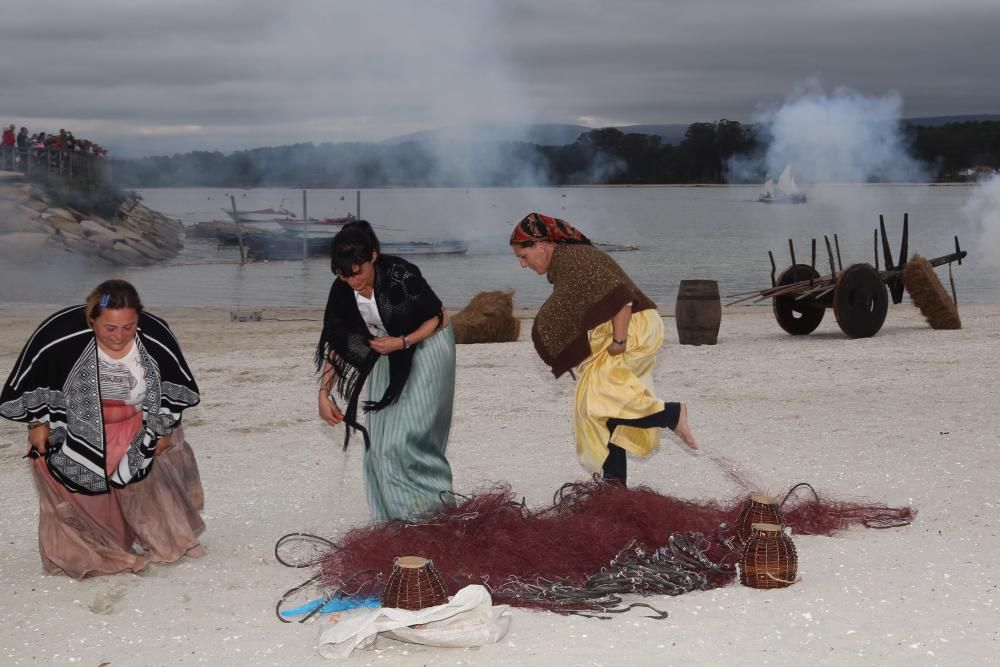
[355, 291, 386, 335]
[98, 341, 146, 405]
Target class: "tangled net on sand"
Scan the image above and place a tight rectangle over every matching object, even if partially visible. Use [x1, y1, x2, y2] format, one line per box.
[280, 479, 912, 615]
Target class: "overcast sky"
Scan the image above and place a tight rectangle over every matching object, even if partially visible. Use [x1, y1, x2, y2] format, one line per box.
[2, 0, 997, 157]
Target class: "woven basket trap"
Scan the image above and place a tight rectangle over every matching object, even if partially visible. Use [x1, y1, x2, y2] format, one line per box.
[736, 494, 785, 545]
[380, 555, 449, 610]
[739, 522, 798, 589]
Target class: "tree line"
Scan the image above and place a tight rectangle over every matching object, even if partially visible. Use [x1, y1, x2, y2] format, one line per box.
[110, 120, 1000, 188]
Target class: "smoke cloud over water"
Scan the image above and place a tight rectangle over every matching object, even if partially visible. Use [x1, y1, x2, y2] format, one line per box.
[728, 86, 931, 185]
[961, 175, 1000, 270]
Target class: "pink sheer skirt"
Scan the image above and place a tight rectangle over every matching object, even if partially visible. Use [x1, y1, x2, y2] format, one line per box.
[31, 401, 205, 579]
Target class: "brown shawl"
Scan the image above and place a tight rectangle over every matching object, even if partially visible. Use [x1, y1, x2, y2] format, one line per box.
[532, 244, 656, 377]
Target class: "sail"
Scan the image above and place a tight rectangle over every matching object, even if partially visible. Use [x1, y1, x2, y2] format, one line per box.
[761, 178, 774, 196]
[776, 165, 800, 195]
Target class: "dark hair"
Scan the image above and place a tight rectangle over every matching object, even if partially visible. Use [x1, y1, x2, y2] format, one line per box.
[85, 279, 143, 322]
[330, 220, 381, 276]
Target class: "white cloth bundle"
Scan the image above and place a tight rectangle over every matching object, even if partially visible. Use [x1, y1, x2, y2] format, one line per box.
[317, 584, 511, 659]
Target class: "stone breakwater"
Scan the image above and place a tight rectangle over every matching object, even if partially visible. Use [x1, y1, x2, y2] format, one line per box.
[0, 172, 184, 266]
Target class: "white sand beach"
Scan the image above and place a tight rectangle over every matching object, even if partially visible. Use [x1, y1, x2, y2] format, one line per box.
[1, 301, 998, 666]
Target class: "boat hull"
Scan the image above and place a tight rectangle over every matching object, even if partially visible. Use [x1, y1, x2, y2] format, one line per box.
[244, 234, 468, 261]
[758, 193, 808, 204]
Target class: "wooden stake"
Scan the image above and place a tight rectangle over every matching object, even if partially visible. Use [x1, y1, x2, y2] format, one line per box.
[231, 195, 246, 264]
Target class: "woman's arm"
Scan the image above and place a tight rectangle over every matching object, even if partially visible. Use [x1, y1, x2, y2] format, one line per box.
[317, 359, 344, 425]
[607, 302, 632, 356]
[368, 311, 449, 355]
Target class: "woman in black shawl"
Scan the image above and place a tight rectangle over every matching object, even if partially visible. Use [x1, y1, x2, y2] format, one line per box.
[316, 221, 456, 523]
[1, 279, 204, 578]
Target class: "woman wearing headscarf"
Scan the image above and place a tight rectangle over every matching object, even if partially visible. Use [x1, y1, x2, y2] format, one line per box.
[316, 221, 456, 523]
[1, 279, 204, 578]
[510, 213, 698, 486]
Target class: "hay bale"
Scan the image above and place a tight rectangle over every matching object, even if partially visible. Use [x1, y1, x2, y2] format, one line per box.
[903, 254, 961, 329]
[451, 291, 521, 344]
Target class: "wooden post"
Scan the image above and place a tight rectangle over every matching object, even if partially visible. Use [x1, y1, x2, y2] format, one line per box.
[356, 190, 361, 219]
[302, 189, 308, 260]
[231, 195, 246, 264]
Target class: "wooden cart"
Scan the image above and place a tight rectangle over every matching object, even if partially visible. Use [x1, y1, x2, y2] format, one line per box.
[728, 214, 967, 338]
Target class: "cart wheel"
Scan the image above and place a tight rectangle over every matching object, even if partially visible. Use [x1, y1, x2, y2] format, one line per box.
[773, 264, 825, 335]
[833, 263, 888, 338]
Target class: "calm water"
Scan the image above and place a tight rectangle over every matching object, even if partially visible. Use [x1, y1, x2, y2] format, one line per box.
[3, 184, 995, 308]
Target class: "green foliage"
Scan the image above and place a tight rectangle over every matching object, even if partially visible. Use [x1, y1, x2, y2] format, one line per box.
[908, 121, 1000, 179]
[107, 120, 996, 187]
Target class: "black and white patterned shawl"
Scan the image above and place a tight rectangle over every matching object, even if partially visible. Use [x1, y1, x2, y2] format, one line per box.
[315, 254, 444, 450]
[1, 305, 200, 495]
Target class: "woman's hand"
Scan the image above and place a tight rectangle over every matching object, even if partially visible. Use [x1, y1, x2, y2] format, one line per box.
[154, 434, 172, 457]
[28, 424, 50, 456]
[318, 391, 344, 426]
[607, 340, 626, 357]
[369, 335, 406, 355]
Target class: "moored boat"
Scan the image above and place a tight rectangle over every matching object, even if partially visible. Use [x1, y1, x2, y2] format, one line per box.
[759, 165, 807, 204]
[244, 233, 468, 261]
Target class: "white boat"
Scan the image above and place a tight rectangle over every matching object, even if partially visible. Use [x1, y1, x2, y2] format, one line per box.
[381, 240, 468, 255]
[759, 166, 807, 204]
[223, 206, 297, 223]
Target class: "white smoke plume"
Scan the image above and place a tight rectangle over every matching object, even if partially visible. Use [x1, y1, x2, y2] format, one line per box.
[728, 84, 931, 184]
[961, 174, 1000, 269]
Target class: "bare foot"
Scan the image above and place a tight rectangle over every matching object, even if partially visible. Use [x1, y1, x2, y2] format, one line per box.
[674, 403, 699, 450]
[186, 544, 207, 559]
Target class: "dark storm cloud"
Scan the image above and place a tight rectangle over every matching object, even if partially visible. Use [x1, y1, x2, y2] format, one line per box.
[2, 0, 996, 157]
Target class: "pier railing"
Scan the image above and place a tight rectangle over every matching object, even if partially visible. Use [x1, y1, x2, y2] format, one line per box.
[0, 146, 110, 185]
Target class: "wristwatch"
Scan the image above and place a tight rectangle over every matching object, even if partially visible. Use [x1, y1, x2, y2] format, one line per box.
[612, 337, 626, 346]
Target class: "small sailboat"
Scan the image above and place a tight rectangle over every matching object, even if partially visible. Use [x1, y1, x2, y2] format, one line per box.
[758, 166, 807, 204]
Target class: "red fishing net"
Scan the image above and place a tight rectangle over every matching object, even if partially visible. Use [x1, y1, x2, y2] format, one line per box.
[314, 478, 912, 612]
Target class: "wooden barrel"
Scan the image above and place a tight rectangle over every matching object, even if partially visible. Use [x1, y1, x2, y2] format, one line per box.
[675, 279, 722, 345]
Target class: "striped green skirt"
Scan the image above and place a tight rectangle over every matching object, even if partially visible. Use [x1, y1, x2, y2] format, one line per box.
[364, 324, 456, 523]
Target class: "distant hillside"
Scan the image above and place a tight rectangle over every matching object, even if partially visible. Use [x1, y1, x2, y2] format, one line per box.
[384, 122, 691, 147]
[111, 117, 998, 187]
[903, 114, 1000, 127]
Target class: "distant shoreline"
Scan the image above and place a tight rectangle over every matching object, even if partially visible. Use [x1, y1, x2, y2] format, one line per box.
[133, 181, 979, 191]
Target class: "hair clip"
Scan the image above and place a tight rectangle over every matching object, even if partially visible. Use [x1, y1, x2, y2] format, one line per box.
[99, 293, 110, 307]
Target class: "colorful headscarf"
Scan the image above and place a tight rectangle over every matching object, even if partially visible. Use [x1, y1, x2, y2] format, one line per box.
[510, 213, 591, 246]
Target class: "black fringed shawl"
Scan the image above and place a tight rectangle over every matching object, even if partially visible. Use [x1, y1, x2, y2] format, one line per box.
[315, 254, 444, 449]
[0, 306, 200, 495]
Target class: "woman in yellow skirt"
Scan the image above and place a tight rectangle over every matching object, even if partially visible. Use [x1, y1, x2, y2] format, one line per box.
[510, 213, 698, 486]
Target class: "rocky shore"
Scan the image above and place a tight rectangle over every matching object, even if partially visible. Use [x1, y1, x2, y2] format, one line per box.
[0, 171, 184, 266]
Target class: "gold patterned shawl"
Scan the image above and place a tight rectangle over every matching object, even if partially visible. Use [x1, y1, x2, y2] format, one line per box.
[532, 244, 656, 377]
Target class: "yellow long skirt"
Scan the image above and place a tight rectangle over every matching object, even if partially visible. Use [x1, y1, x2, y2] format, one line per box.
[573, 309, 665, 473]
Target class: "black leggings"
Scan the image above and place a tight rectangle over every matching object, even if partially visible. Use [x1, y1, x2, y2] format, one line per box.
[601, 402, 681, 486]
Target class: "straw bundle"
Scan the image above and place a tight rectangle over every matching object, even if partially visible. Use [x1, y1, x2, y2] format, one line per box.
[903, 254, 961, 329]
[451, 291, 521, 344]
